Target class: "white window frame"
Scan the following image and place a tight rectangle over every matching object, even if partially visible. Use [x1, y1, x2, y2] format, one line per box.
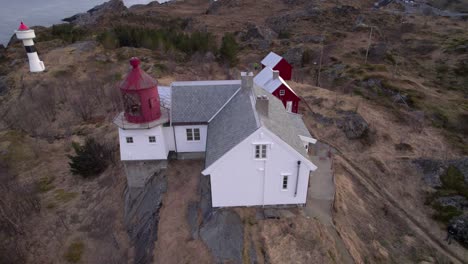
[281, 174, 290, 191]
[126, 137, 134, 144]
[148, 136, 156, 144]
[254, 144, 268, 160]
[186, 128, 201, 141]
[279, 89, 285, 96]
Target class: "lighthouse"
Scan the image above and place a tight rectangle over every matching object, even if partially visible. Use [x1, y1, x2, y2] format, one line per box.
[15, 22, 45, 73]
[114, 57, 172, 188]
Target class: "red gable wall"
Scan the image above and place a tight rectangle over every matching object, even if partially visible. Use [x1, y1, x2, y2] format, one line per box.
[273, 59, 292, 81]
[272, 84, 300, 113]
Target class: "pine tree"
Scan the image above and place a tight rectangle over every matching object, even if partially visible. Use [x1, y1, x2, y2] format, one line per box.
[68, 138, 110, 177]
[219, 33, 239, 67]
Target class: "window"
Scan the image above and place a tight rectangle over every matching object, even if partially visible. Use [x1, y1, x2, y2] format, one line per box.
[282, 175, 289, 190]
[126, 137, 134, 143]
[148, 136, 156, 143]
[186, 128, 201, 141]
[255, 144, 267, 159]
[279, 89, 285, 96]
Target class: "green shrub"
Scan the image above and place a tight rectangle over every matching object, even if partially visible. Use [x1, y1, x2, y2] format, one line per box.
[440, 166, 468, 198]
[432, 203, 463, 224]
[37, 176, 55, 193]
[64, 241, 84, 263]
[68, 138, 111, 177]
[219, 33, 239, 67]
[97, 26, 217, 56]
[51, 23, 86, 43]
[278, 31, 291, 39]
[54, 189, 78, 203]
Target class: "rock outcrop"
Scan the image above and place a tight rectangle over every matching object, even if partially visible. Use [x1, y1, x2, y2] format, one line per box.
[63, 0, 128, 26]
[200, 210, 244, 264]
[336, 111, 369, 140]
[448, 214, 468, 247]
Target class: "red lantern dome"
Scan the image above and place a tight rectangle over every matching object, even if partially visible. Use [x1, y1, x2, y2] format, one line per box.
[120, 57, 161, 124]
[18, 21, 30, 31]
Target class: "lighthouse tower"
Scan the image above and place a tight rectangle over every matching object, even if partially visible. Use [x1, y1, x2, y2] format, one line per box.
[114, 57, 172, 188]
[15, 22, 45, 73]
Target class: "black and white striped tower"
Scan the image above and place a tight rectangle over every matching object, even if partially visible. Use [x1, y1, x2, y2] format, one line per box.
[14, 22, 45, 73]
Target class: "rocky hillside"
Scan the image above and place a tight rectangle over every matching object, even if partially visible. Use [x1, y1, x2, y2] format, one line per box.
[0, 0, 467, 263]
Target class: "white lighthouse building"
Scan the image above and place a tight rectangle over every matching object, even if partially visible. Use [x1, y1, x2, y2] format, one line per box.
[114, 58, 319, 207]
[15, 22, 45, 73]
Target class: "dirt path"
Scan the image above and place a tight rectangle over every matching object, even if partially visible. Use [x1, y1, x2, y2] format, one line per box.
[152, 160, 213, 264]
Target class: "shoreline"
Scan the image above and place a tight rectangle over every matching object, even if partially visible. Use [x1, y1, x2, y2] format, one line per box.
[0, 0, 168, 46]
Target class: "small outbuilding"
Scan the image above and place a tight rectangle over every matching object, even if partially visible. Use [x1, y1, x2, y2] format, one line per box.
[261, 51, 292, 81]
[254, 67, 301, 113]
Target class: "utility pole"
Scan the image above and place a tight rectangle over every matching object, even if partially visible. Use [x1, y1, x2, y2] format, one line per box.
[365, 26, 374, 64]
[317, 39, 324, 87]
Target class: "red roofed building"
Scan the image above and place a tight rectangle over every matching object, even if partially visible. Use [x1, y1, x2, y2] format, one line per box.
[254, 67, 300, 113]
[261, 51, 292, 81]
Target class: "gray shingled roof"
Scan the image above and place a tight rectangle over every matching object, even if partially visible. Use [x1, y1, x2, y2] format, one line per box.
[289, 113, 312, 138]
[252, 85, 310, 160]
[205, 83, 311, 168]
[171, 81, 240, 124]
[205, 88, 259, 167]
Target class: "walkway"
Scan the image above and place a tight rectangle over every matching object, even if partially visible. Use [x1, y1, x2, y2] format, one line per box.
[304, 141, 354, 264]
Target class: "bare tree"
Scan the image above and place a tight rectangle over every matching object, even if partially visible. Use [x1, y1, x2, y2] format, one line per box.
[365, 26, 374, 64]
[71, 86, 96, 122]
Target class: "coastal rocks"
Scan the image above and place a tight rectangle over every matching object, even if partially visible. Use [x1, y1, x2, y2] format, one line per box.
[200, 210, 244, 264]
[336, 111, 369, 140]
[63, 0, 127, 26]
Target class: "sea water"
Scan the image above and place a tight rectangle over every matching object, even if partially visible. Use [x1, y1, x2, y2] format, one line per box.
[0, 0, 169, 45]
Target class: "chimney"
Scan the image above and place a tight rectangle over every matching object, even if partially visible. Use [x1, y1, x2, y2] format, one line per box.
[272, 70, 280, 80]
[241, 72, 254, 91]
[256, 95, 269, 117]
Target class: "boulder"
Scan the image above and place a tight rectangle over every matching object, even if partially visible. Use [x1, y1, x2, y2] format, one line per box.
[336, 111, 369, 140]
[241, 23, 278, 42]
[283, 47, 304, 67]
[63, 0, 127, 26]
[282, 0, 309, 5]
[200, 210, 243, 263]
[448, 214, 468, 248]
[294, 35, 324, 44]
[0, 76, 8, 96]
[437, 196, 468, 211]
[266, 8, 321, 34]
[367, 42, 388, 63]
[206, 0, 240, 15]
[413, 157, 468, 188]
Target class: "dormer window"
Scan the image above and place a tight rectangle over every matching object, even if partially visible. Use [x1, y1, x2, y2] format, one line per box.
[279, 90, 285, 96]
[255, 144, 267, 159]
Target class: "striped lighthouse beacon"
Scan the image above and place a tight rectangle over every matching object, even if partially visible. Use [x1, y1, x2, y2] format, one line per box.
[114, 57, 171, 188]
[15, 22, 45, 73]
